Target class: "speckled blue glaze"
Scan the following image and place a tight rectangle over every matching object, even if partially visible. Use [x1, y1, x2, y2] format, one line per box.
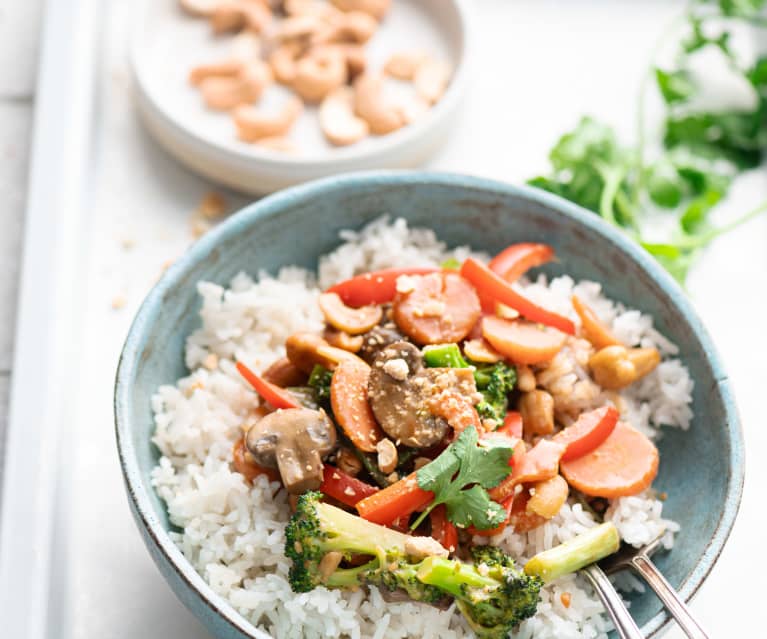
[115, 172, 744, 639]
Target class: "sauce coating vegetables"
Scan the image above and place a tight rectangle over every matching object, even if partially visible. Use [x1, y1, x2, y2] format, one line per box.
[326, 267, 438, 307]
[393, 271, 481, 345]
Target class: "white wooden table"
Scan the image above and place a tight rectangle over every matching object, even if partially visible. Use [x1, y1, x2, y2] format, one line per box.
[1, 2, 765, 638]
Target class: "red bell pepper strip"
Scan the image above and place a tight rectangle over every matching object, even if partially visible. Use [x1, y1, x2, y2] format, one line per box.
[555, 406, 619, 462]
[236, 361, 301, 410]
[460, 258, 575, 335]
[488, 243, 555, 282]
[429, 505, 458, 552]
[325, 267, 438, 308]
[320, 465, 379, 507]
[498, 411, 524, 438]
[356, 472, 434, 525]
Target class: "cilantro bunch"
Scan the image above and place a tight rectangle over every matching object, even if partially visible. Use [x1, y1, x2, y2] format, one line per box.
[529, 0, 767, 283]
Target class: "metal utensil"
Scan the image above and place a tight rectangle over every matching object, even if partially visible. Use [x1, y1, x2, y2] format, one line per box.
[599, 537, 709, 639]
[581, 562, 644, 639]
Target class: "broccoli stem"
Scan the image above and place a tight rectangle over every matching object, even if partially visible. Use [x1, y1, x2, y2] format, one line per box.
[524, 522, 621, 583]
[423, 344, 470, 369]
[316, 501, 411, 556]
[326, 560, 378, 589]
[417, 556, 498, 598]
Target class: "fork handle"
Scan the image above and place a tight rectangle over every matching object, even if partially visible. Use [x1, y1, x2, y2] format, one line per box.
[582, 564, 644, 639]
[630, 555, 709, 639]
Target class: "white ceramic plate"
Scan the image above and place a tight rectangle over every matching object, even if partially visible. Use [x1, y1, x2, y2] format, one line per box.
[130, 0, 471, 194]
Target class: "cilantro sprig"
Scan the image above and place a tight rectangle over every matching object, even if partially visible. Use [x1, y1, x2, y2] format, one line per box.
[529, 0, 767, 284]
[411, 426, 512, 531]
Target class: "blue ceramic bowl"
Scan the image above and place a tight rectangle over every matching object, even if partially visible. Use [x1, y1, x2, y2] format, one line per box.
[115, 171, 743, 639]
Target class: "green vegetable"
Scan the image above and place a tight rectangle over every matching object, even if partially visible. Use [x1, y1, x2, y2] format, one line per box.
[473, 361, 517, 424]
[307, 365, 333, 404]
[423, 343, 470, 369]
[286, 492, 542, 639]
[440, 257, 462, 270]
[412, 425, 512, 530]
[524, 522, 621, 583]
[528, 1, 767, 283]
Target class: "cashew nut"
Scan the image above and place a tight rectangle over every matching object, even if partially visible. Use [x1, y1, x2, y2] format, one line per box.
[292, 47, 347, 103]
[199, 61, 270, 110]
[211, 1, 272, 34]
[274, 14, 323, 42]
[329, 0, 391, 20]
[179, 0, 220, 17]
[353, 73, 404, 134]
[230, 31, 263, 61]
[384, 51, 427, 81]
[189, 60, 244, 86]
[313, 10, 378, 45]
[284, 0, 341, 19]
[395, 94, 429, 125]
[414, 58, 451, 104]
[233, 96, 303, 141]
[319, 87, 369, 146]
[256, 136, 299, 153]
[268, 41, 304, 84]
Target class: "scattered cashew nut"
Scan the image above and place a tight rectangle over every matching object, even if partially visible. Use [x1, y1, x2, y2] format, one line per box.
[179, 0, 220, 17]
[199, 61, 271, 110]
[320, 87, 370, 146]
[211, 1, 272, 34]
[384, 51, 427, 80]
[314, 10, 378, 45]
[329, 0, 391, 20]
[292, 47, 348, 102]
[233, 96, 303, 141]
[353, 73, 404, 134]
[268, 41, 304, 84]
[414, 57, 451, 104]
[189, 60, 244, 86]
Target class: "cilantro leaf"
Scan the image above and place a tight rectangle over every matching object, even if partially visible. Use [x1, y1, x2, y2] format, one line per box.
[414, 426, 513, 531]
[655, 68, 696, 105]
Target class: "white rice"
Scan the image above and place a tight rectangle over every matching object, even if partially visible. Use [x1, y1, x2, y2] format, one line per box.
[151, 217, 692, 639]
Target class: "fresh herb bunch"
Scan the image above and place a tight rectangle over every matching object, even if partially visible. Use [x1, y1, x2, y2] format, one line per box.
[529, 0, 767, 283]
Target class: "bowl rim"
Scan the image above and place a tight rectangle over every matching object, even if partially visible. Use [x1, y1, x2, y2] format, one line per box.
[115, 170, 745, 639]
[129, 0, 474, 169]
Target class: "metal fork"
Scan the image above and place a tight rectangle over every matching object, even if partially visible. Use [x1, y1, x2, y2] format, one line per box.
[599, 536, 709, 639]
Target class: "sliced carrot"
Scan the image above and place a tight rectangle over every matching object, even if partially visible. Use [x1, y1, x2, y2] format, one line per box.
[231, 438, 280, 483]
[330, 359, 384, 452]
[482, 316, 567, 365]
[326, 267, 439, 307]
[560, 421, 659, 498]
[320, 464, 379, 507]
[555, 406, 619, 462]
[429, 505, 458, 553]
[356, 472, 434, 525]
[393, 271, 481, 345]
[489, 439, 565, 501]
[460, 258, 576, 335]
[488, 243, 555, 282]
[572, 295, 622, 350]
[236, 361, 302, 410]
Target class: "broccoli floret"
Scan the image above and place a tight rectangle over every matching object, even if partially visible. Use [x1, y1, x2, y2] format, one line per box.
[285, 493, 541, 637]
[473, 362, 517, 424]
[308, 365, 333, 404]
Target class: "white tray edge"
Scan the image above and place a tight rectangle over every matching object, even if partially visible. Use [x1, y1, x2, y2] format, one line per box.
[0, 0, 101, 636]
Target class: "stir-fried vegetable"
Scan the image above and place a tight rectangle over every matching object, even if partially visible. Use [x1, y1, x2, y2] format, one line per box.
[482, 316, 568, 365]
[473, 361, 517, 424]
[559, 421, 659, 497]
[356, 472, 434, 525]
[555, 405, 619, 462]
[308, 364, 333, 404]
[320, 464, 379, 507]
[326, 267, 438, 307]
[236, 360, 302, 409]
[488, 242, 555, 281]
[330, 359, 384, 452]
[461, 258, 576, 335]
[286, 492, 543, 639]
[524, 522, 621, 583]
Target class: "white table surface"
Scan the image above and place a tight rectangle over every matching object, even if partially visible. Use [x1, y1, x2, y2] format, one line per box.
[2, 1, 766, 637]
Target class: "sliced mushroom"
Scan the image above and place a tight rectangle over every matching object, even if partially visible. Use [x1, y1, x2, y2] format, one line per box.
[358, 324, 406, 364]
[245, 407, 337, 494]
